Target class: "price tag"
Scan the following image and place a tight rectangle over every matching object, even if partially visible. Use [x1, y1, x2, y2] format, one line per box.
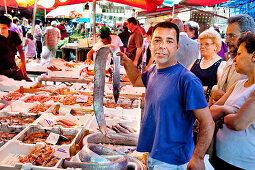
[76, 95, 88, 103]
[45, 132, 60, 145]
[38, 118, 57, 127]
[53, 145, 70, 159]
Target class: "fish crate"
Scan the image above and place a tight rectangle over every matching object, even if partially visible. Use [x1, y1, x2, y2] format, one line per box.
[86, 107, 141, 134]
[33, 113, 92, 130]
[48, 103, 94, 116]
[0, 141, 63, 170]
[0, 125, 25, 148]
[0, 112, 39, 128]
[1, 100, 54, 116]
[48, 63, 85, 79]
[14, 125, 82, 145]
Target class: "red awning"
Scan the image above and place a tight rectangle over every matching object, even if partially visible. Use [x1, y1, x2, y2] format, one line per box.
[54, 0, 164, 11]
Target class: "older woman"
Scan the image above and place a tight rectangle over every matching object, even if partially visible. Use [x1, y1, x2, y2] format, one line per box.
[210, 32, 255, 169]
[189, 29, 226, 101]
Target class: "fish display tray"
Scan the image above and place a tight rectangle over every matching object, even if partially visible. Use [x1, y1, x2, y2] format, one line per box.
[1, 100, 54, 115]
[86, 107, 141, 133]
[34, 113, 92, 129]
[48, 63, 84, 79]
[0, 125, 25, 148]
[0, 111, 39, 128]
[14, 125, 82, 147]
[0, 141, 62, 170]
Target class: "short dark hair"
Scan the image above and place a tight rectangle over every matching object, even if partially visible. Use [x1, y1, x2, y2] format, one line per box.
[13, 17, 19, 23]
[127, 17, 138, 25]
[147, 26, 154, 36]
[152, 22, 179, 43]
[0, 16, 11, 27]
[228, 14, 255, 33]
[100, 31, 110, 40]
[238, 31, 255, 54]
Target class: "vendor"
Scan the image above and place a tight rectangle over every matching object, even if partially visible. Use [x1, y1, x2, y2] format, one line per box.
[0, 16, 31, 82]
[85, 27, 124, 64]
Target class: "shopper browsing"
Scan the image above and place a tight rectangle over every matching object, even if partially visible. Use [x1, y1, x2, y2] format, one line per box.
[23, 32, 36, 59]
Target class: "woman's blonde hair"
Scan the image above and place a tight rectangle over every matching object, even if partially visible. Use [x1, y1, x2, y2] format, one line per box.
[199, 29, 222, 53]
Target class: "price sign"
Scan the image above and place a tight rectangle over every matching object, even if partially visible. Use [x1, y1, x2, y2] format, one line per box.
[53, 145, 70, 159]
[38, 118, 57, 127]
[76, 95, 88, 103]
[45, 132, 60, 145]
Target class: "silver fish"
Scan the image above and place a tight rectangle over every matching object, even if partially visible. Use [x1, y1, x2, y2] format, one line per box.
[64, 144, 128, 170]
[83, 132, 138, 146]
[93, 46, 120, 135]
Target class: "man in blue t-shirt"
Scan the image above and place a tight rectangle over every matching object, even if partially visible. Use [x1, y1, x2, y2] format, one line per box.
[117, 22, 214, 169]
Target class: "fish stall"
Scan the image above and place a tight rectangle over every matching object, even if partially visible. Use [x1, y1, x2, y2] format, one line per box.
[0, 46, 147, 169]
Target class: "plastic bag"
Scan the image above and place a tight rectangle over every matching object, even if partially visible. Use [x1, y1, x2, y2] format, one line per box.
[41, 46, 53, 59]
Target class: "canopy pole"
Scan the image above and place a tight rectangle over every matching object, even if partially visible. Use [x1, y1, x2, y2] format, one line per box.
[4, 0, 8, 16]
[92, 0, 96, 46]
[172, 4, 175, 18]
[45, 8, 47, 23]
[32, 0, 38, 35]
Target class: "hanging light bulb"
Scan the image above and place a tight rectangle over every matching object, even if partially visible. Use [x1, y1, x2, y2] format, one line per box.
[11, 10, 14, 13]
[18, 10, 20, 14]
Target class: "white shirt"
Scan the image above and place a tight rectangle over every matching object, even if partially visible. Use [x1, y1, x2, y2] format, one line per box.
[175, 32, 200, 68]
[216, 79, 255, 169]
[92, 34, 123, 51]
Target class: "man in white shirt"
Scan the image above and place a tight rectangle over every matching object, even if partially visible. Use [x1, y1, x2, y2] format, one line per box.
[86, 30, 123, 63]
[172, 18, 200, 68]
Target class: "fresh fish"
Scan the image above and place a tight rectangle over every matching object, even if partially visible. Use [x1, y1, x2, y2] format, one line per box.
[118, 123, 136, 133]
[112, 48, 121, 104]
[64, 144, 128, 170]
[93, 46, 120, 135]
[83, 133, 138, 146]
[114, 124, 131, 134]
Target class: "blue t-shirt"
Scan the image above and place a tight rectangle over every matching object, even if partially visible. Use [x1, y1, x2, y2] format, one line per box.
[138, 63, 208, 165]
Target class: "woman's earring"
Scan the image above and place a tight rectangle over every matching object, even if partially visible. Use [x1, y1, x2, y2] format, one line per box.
[215, 47, 217, 51]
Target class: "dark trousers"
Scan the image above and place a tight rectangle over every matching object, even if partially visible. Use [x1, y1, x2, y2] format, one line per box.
[36, 41, 42, 59]
[0, 66, 32, 82]
[211, 156, 244, 170]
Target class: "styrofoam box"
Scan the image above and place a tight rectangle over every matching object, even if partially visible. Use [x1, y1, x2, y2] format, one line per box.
[26, 61, 48, 73]
[47, 102, 94, 116]
[86, 107, 141, 133]
[48, 63, 84, 78]
[34, 113, 92, 129]
[0, 141, 63, 170]
[14, 125, 83, 148]
[0, 79, 37, 92]
[0, 112, 38, 132]
[1, 100, 55, 116]
[0, 125, 25, 148]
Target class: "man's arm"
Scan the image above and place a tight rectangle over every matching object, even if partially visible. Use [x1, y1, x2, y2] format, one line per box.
[16, 44, 27, 76]
[86, 49, 95, 63]
[187, 107, 215, 170]
[117, 52, 144, 87]
[224, 91, 255, 131]
[133, 47, 142, 66]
